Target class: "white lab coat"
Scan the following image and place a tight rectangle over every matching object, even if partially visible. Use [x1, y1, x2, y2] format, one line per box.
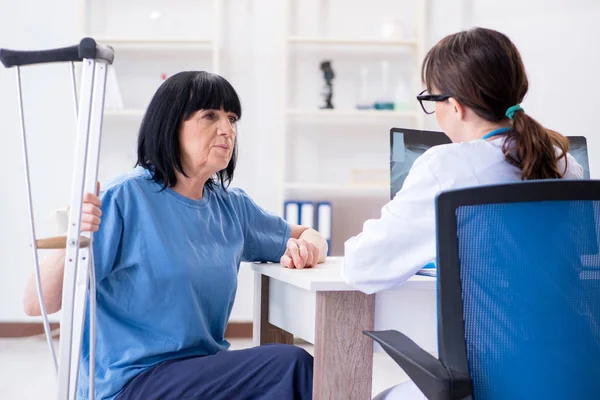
[378, 381, 427, 400]
[342, 137, 583, 295]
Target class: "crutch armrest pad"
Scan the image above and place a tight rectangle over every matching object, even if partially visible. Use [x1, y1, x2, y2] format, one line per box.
[0, 38, 114, 68]
[0, 45, 80, 68]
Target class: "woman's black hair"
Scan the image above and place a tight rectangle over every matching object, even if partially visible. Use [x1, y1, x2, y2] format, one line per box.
[136, 71, 242, 191]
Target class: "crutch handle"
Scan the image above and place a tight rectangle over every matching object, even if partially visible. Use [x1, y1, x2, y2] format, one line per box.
[36, 236, 91, 249]
[0, 38, 114, 68]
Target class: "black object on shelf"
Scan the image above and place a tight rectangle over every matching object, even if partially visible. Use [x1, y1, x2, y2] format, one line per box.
[319, 60, 335, 109]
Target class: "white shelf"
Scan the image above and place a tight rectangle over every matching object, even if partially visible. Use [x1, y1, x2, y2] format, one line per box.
[287, 109, 418, 119]
[278, 0, 427, 243]
[287, 37, 418, 47]
[96, 37, 213, 44]
[94, 37, 214, 51]
[104, 109, 145, 118]
[285, 182, 389, 194]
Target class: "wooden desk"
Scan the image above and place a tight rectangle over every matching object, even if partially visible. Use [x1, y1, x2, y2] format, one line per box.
[252, 257, 436, 400]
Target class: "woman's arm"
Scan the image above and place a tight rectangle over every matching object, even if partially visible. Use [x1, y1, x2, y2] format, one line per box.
[342, 158, 441, 294]
[23, 249, 66, 316]
[235, 188, 328, 268]
[22, 191, 102, 316]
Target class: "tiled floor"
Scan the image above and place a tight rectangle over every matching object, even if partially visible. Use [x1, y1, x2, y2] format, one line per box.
[0, 336, 409, 399]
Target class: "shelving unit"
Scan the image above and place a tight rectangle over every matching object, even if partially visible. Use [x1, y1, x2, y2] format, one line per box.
[76, 0, 224, 182]
[77, 0, 222, 74]
[285, 182, 390, 195]
[94, 37, 216, 53]
[287, 37, 419, 47]
[103, 109, 146, 117]
[279, 0, 427, 255]
[287, 108, 418, 119]
[94, 37, 214, 44]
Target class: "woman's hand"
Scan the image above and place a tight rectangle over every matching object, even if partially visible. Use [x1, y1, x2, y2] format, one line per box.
[80, 190, 102, 233]
[280, 238, 320, 269]
[65, 182, 102, 233]
[24, 184, 102, 316]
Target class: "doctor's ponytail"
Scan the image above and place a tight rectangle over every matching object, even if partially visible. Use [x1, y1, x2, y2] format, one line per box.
[505, 109, 569, 180]
[422, 27, 570, 180]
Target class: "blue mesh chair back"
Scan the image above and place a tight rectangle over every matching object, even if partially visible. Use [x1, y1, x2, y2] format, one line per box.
[436, 181, 600, 400]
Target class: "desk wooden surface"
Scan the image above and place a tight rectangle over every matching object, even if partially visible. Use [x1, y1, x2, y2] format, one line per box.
[250, 256, 435, 292]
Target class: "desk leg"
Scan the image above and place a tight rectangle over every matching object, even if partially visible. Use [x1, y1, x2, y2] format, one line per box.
[258, 275, 294, 345]
[313, 291, 375, 400]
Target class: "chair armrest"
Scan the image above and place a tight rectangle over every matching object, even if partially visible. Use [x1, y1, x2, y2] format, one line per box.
[364, 330, 453, 400]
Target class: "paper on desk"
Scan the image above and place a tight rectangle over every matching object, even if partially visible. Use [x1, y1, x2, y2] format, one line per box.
[416, 261, 436, 277]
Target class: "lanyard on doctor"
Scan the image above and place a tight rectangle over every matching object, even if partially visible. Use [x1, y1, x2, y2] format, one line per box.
[482, 127, 511, 140]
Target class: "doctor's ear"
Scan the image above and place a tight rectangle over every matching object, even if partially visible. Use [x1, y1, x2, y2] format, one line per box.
[448, 97, 466, 121]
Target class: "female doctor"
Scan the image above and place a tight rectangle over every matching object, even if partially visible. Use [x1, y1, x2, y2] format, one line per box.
[342, 27, 583, 296]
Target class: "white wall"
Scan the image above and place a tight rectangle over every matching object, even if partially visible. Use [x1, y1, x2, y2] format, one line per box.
[223, 0, 288, 321]
[468, 0, 600, 176]
[2, 0, 599, 323]
[426, 0, 600, 176]
[0, 0, 78, 322]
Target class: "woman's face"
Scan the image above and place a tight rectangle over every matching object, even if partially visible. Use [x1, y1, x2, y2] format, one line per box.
[179, 109, 238, 175]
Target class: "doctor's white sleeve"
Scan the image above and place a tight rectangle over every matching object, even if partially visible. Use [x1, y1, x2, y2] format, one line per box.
[342, 158, 441, 294]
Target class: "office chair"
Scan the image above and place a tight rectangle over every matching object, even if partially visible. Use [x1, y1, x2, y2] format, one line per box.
[366, 180, 600, 400]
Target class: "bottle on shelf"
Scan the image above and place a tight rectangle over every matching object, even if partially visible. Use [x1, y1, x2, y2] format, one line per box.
[355, 67, 373, 110]
[394, 79, 411, 111]
[373, 60, 395, 110]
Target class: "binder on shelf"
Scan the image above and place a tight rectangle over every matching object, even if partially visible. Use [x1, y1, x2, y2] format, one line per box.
[284, 201, 330, 255]
[299, 202, 315, 229]
[316, 202, 332, 256]
[284, 201, 316, 228]
[284, 201, 300, 225]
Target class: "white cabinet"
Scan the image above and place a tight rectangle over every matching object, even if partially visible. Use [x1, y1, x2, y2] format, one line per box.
[77, 0, 223, 182]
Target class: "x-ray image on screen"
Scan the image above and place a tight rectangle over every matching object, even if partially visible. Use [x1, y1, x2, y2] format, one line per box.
[389, 129, 591, 200]
[567, 136, 591, 179]
[390, 129, 451, 199]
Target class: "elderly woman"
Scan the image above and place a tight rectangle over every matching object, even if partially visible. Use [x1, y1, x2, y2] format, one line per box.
[23, 71, 328, 400]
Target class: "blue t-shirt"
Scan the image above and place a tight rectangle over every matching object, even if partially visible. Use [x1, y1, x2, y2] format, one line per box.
[76, 167, 291, 400]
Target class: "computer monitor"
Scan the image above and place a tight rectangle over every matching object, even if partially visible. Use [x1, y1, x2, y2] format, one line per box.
[568, 136, 591, 180]
[390, 128, 591, 199]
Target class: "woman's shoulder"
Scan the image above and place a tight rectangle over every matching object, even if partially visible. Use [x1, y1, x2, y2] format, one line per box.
[412, 141, 506, 188]
[210, 185, 254, 205]
[415, 142, 471, 168]
[100, 167, 154, 198]
[418, 139, 506, 166]
[209, 185, 269, 214]
[561, 152, 585, 179]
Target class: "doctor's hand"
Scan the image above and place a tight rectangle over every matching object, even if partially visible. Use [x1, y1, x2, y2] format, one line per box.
[280, 238, 320, 269]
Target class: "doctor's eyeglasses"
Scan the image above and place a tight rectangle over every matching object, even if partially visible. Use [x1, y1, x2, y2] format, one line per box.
[417, 90, 451, 114]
